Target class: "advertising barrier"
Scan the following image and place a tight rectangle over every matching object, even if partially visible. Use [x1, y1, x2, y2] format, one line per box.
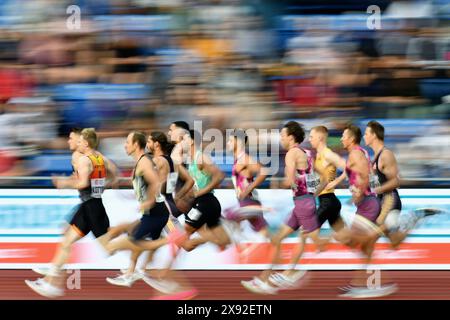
[0, 189, 449, 270]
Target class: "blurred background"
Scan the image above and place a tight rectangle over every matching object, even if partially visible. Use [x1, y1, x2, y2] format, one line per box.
[0, 0, 448, 188]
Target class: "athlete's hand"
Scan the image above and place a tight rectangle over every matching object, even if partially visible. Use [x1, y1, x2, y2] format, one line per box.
[52, 176, 65, 189]
[350, 186, 364, 204]
[193, 189, 204, 199]
[237, 191, 248, 201]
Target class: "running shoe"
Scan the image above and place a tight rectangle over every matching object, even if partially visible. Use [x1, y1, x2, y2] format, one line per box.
[339, 283, 398, 298]
[269, 270, 307, 289]
[106, 272, 143, 287]
[25, 278, 64, 298]
[241, 277, 278, 295]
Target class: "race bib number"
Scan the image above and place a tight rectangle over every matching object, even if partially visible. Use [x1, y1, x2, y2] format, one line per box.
[91, 178, 106, 198]
[369, 174, 380, 192]
[306, 172, 320, 194]
[166, 172, 179, 194]
[187, 209, 202, 221]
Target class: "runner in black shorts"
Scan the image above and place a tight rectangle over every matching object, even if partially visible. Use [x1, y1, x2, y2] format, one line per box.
[364, 121, 428, 250]
[26, 128, 119, 298]
[309, 126, 345, 232]
[168, 121, 196, 215]
[105, 131, 172, 252]
[169, 129, 229, 252]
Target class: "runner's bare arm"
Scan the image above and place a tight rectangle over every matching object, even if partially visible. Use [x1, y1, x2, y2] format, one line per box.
[325, 149, 346, 171]
[139, 157, 161, 212]
[53, 156, 92, 190]
[281, 149, 297, 188]
[348, 150, 369, 201]
[174, 164, 195, 200]
[104, 157, 120, 189]
[152, 156, 168, 182]
[238, 155, 267, 200]
[323, 149, 347, 190]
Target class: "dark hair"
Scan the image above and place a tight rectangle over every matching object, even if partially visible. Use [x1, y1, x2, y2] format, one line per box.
[367, 120, 385, 141]
[231, 129, 248, 144]
[150, 131, 175, 155]
[131, 131, 147, 149]
[172, 121, 190, 131]
[283, 121, 305, 144]
[70, 127, 82, 135]
[345, 123, 362, 144]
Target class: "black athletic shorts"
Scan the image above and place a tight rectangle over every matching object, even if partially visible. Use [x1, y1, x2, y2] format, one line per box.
[379, 190, 402, 216]
[130, 201, 170, 242]
[184, 193, 221, 230]
[69, 198, 110, 238]
[317, 193, 342, 228]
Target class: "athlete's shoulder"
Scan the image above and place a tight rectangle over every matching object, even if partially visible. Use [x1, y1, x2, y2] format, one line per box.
[286, 146, 302, 156]
[380, 148, 397, 163]
[349, 147, 366, 160]
[153, 154, 169, 168]
[72, 151, 82, 160]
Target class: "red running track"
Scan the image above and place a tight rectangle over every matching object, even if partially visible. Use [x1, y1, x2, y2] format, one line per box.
[2, 270, 450, 300]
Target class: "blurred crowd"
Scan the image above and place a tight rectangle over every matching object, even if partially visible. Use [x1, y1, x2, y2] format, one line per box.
[0, 0, 448, 187]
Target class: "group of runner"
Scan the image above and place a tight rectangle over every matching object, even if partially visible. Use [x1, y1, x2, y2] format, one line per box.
[24, 120, 437, 299]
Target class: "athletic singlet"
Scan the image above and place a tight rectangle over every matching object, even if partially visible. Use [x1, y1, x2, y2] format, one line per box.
[291, 145, 319, 198]
[372, 147, 400, 194]
[345, 146, 373, 196]
[79, 154, 107, 202]
[188, 150, 212, 192]
[132, 153, 165, 212]
[315, 147, 337, 196]
[162, 154, 178, 200]
[231, 151, 259, 201]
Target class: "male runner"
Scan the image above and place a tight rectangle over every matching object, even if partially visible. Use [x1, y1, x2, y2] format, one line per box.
[333, 124, 399, 298]
[241, 121, 327, 295]
[223, 129, 270, 238]
[364, 120, 435, 248]
[26, 128, 118, 298]
[269, 125, 347, 290]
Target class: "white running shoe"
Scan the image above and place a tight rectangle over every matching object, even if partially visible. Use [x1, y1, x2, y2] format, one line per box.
[241, 277, 278, 295]
[25, 278, 64, 298]
[269, 270, 307, 289]
[142, 276, 180, 294]
[106, 272, 143, 287]
[339, 284, 398, 299]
